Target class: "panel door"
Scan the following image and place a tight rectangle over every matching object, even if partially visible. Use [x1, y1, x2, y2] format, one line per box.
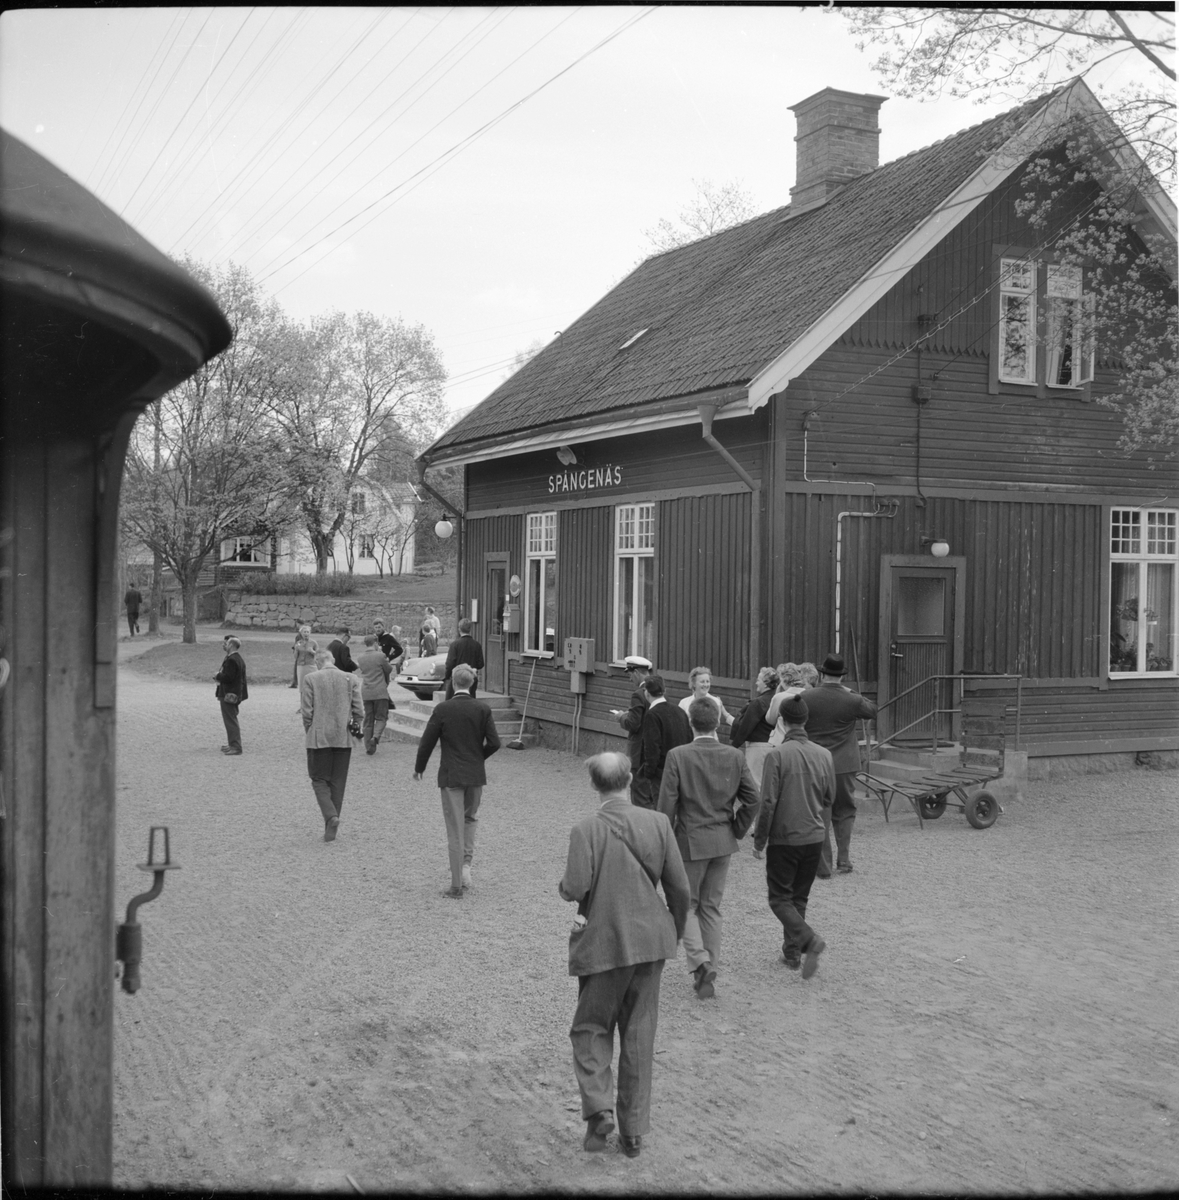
[887, 567, 956, 743]
[484, 556, 508, 693]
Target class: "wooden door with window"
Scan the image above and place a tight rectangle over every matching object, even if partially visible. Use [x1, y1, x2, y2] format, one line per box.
[484, 555, 509, 693]
[879, 561, 962, 744]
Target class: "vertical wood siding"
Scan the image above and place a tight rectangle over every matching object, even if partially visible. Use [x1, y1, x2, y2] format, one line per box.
[463, 512, 523, 651]
[559, 505, 613, 651]
[769, 493, 1104, 682]
[658, 491, 751, 680]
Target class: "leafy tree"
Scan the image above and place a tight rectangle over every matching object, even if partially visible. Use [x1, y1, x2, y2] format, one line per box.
[847, 8, 1177, 461]
[120, 260, 290, 641]
[642, 178, 757, 254]
[270, 312, 446, 573]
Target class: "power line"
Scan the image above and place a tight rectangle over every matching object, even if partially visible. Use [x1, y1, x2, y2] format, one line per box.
[261, 6, 658, 291]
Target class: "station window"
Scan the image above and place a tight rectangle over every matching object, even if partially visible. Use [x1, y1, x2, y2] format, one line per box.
[525, 511, 556, 655]
[996, 256, 1094, 389]
[221, 536, 269, 565]
[614, 503, 655, 662]
[1109, 509, 1177, 675]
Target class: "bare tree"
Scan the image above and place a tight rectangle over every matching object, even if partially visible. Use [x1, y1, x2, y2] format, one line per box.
[120, 260, 289, 641]
[642, 178, 758, 254]
[271, 312, 446, 574]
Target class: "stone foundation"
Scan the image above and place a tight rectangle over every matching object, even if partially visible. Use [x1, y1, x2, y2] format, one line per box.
[222, 595, 457, 637]
[1027, 749, 1179, 781]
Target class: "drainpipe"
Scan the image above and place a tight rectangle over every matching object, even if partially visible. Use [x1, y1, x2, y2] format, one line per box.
[834, 504, 898, 654]
[415, 461, 464, 623]
[698, 403, 760, 682]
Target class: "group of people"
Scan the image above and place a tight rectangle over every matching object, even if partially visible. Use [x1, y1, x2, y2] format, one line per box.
[569, 651, 877, 1154]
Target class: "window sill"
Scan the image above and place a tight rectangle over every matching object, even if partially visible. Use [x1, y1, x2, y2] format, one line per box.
[1108, 672, 1178, 681]
[522, 650, 555, 660]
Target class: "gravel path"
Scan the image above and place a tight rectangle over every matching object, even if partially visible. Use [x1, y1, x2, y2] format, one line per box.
[112, 668, 1179, 1194]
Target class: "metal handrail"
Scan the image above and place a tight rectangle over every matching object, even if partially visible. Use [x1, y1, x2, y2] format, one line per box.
[871, 673, 1023, 753]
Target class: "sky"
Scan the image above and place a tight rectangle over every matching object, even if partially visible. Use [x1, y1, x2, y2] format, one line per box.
[0, 5, 1160, 422]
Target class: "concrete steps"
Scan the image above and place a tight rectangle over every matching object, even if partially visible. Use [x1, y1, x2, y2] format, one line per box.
[380, 689, 538, 746]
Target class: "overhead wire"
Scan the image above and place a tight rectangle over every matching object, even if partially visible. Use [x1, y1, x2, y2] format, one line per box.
[128, 6, 296, 225]
[220, 6, 509, 264]
[171, 6, 411, 249]
[260, 5, 658, 291]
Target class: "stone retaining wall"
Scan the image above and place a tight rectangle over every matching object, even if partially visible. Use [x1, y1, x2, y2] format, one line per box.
[222, 595, 457, 637]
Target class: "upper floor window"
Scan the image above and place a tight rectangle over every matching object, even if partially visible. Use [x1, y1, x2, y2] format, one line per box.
[614, 503, 655, 662]
[1110, 508, 1177, 676]
[525, 511, 556, 655]
[996, 256, 1094, 390]
[351, 491, 366, 515]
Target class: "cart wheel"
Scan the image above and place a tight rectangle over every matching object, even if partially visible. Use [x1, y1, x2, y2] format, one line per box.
[965, 790, 1000, 829]
[919, 794, 948, 820]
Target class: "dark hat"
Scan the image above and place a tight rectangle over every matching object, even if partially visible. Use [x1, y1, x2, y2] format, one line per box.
[820, 653, 847, 676]
[624, 655, 653, 671]
[780, 696, 809, 725]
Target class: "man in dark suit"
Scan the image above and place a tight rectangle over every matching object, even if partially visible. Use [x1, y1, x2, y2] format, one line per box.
[803, 653, 878, 875]
[123, 584, 142, 636]
[658, 697, 759, 999]
[327, 627, 358, 673]
[214, 635, 248, 756]
[413, 663, 501, 897]
[636, 675, 691, 808]
[610, 655, 653, 806]
[443, 617, 485, 699]
[373, 619, 404, 673]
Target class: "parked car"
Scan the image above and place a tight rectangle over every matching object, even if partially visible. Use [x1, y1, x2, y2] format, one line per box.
[397, 653, 447, 701]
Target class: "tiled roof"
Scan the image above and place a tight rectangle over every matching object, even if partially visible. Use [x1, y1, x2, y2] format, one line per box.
[429, 95, 1051, 456]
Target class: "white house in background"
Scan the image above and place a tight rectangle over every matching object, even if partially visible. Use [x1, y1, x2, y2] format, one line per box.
[219, 480, 421, 577]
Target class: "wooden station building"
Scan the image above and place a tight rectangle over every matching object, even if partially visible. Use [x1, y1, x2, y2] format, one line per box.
[418, 82, 1178, 774]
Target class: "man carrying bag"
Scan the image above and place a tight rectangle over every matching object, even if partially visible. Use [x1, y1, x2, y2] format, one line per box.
[559, 752, 690, 1159]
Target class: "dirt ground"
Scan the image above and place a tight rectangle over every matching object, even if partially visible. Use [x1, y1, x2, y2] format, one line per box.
[111, 656, 1179, 1194]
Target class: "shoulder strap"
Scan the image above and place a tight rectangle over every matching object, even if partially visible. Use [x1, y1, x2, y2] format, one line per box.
[597, 813, 659, 890]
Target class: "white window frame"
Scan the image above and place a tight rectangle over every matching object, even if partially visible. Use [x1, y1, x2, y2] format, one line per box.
[1109, 508, 1178, 677]
[998, 257, 1037, 384]
[613, 503, 655, 663]
[221, 536, 270, 566]
[524, 511, 557, 657]
[359, 533, 376, 559]
[1045, 264, 1095, 388]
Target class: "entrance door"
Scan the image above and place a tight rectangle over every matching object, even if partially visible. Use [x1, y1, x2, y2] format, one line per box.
[484, 556, 508, 693]
[883, 565, 958, 744]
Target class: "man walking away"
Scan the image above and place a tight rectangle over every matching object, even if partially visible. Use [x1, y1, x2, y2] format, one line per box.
[803, 654, 877, 875]
[413, 663, 500, 897]
[214, 636, 248, 755]
[124, 584, 142, 636]
[637, 675, 691, 809]
[356, 634, 394, 754]
[754, 696, 835, 977]
[609, 656, 653, 807]
[302, 648, 364, 842]
[658, 698, 759, 1000]
[560, 752, 690, 1159]
[444, 617, 485, 699]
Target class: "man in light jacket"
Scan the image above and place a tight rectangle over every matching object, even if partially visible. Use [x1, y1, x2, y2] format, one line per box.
[301, 648, 364, 842]
[560, 752, 690, 1159]
[754, 695, 835, 977]
[657, 697, 759, 1001]
[356, 633, 394, 754]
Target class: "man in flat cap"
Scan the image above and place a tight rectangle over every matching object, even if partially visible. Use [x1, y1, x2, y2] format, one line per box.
[610, 655, 654, 807]
[803, 654, 877, 875]
[755, 695, 835, 975]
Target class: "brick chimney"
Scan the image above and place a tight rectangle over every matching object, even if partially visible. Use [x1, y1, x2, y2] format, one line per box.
[789, 88, 887, 210]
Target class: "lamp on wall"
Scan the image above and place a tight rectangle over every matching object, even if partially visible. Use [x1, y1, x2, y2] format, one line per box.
[556, 445, 577, 466]
[434, 519, 453, 539]
[921, 535, 950, 558]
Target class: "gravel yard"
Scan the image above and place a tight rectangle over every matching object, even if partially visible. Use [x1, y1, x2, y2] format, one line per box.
[112, 661, 1179, 1194]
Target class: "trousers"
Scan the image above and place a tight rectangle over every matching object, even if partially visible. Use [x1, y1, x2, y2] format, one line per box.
[570, 960, 664, 1137]
[440, 786, 482, 889]
[220, 700, 241, 750]
[629, 775, 655, 809]
[765, 841, 822, 956]
[819, 772, 858, 873]
[307, 747, 352, 823]
[363, 698, 390, 747]
[681, 854, 731, 972]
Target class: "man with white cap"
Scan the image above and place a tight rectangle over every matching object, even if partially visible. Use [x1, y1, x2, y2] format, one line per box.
[610, 655, 654, 807]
